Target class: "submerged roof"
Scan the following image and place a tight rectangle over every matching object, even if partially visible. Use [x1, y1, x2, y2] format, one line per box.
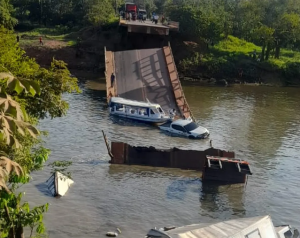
[172, 119, 194, 126]
[154, 216, 276, 238]
[110, 97, 160, 108]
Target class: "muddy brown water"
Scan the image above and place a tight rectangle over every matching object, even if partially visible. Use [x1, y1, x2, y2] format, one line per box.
[23, 79, 300, 238]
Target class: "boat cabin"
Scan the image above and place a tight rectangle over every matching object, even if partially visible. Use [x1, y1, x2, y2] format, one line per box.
[109, 97, 171, 123]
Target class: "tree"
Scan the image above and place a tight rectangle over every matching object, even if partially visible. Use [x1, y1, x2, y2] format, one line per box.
[0, 0, 18, 29]
[0, 27, 80, 238]
[253, 25, 274, 61]
[274, 13, 300, 58]
[85, 0, 116, 26]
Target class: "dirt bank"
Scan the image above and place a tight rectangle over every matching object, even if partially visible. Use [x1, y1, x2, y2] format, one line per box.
[20, 28, 120, 75]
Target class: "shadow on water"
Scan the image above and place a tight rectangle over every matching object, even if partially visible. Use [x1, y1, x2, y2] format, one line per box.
[200, 181, 246, 216]
[35, 182, 53, 197]
[166, 178, 201, 201]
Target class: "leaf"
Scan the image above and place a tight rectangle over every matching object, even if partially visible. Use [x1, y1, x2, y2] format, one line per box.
[6, 77, 41, 97]
[0, 156, 23, 192]
[0, 156, 23, 176]
[0, 109, 39, 148]
[0, 95, 25, 120]
[7, 77, 24, 95]
[0, 72, 14, 81]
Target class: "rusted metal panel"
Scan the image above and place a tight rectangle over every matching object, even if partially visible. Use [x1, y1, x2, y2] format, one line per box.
[222, 151, 235, 158]
[171, 150, 206, 170]
[109, 142, 250, 184]
[127, 146, 171, 166]
[111, 142, 126, 164]
[202, 162, 247, 184]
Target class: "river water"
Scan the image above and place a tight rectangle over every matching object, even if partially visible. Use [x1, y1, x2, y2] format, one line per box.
[23, 78, 300, 238]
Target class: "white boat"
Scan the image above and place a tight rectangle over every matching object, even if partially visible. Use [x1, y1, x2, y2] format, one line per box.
[108, 97, 172, 123]
[146, 215, 298, 238]
[46, 171, 74, 197]
[159, 118, 209, 139]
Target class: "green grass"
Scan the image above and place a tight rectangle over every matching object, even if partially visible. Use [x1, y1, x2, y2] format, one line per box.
[214, 35, 261, 56]
[178, 34, 300, 84]
[17, 27, 80, 42]
[212, 35, 300, 69]
[268, 49, 300, 68]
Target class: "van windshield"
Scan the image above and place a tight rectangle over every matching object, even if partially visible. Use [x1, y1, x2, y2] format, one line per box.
[183, 122, 198, 132]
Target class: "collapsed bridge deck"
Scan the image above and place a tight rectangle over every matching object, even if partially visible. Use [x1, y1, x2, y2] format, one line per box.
[105, 45, 193, 120]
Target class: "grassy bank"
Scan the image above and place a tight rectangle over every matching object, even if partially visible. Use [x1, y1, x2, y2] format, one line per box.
[173, 35, 300, 86]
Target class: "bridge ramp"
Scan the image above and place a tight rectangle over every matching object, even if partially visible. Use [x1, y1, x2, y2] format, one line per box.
[105, 46, 194, 120]
[114, 48, 178, 113]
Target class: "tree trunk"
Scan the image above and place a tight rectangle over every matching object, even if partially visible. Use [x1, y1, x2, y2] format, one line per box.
[260, 43, 266, 62]
[265, 42, 271, 61]
[275, 45, 281, 59]
[16, 226, 25, 238]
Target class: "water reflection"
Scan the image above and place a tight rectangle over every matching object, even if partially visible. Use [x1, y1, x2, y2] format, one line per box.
[200, 181, 246, 218]
[167, 178, 201, 201]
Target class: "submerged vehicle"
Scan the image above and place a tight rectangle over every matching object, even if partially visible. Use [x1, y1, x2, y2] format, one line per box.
[159, 118, 209, 139]
[108, 97, 172, 123]
[146, 215, 299, 238]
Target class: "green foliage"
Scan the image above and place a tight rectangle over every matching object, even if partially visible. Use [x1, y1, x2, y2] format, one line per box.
[25, 60, 81, 119]
[214, 35, 261, 55]
[0, 191, 49, 238]
[0, 0, 18, 29]
[48, 160, 72, 179]
[85, 0, 117, 26]
[0, 12, 79, 237]
[283, 62, 300, 84]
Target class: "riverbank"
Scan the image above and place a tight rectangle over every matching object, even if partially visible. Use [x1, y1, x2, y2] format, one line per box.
[19, 27, 300, 87]
[18, 27, 117, 75]
[171, 34, 300, 87]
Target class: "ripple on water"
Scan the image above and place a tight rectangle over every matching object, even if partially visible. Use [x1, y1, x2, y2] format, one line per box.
[21, 83, 300, 237]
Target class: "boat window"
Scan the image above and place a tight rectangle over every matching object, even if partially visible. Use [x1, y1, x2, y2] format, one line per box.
[157, 107, 163, 113]
[245, 229, 261, 238]
[116, 103, 123, 110]
[150, 109, 155, 115]
[172, 124, 186, 132]
[183, 122, 198, 132]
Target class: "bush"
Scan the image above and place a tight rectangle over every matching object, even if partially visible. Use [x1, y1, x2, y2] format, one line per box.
[283, 62, 300, 83]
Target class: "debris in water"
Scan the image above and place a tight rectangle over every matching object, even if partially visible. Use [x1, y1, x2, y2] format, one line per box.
[106, 232, 118, 237]
[46, 171, 74, 197]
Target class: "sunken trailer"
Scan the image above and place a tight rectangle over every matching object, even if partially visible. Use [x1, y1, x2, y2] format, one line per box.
[108, 142, 252, 184]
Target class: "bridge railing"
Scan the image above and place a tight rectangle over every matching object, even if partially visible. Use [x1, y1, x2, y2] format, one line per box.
[104, 47, 117, 103]
[163, 42, 195, 121]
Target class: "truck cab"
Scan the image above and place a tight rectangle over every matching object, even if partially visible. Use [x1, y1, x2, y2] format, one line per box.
[125, 2, 137, 20]
[138, 9, 147, 20]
